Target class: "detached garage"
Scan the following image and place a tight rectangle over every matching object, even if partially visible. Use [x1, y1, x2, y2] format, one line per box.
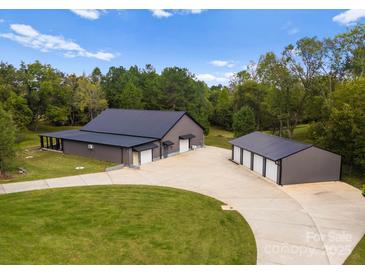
[230, 132, 342, 185]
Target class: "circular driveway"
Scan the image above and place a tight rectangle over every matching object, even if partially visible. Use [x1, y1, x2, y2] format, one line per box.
[1, 146, 365, 264]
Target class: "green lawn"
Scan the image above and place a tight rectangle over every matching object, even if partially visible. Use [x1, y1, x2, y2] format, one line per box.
[263, 124, 312, 144]
[345, 235, 365, 265]
[1, 124, 113, 183]
[0, 185, 257, 264]
[205, 127, 234, 150]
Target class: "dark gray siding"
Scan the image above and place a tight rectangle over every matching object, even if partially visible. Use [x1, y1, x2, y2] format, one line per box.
[162, 114, 204, 155]
[152, 140, 161, 160]
[281, 146, 341, 185]
[63, 140, 123, 164]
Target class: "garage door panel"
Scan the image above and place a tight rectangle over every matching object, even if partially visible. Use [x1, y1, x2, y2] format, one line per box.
[242, 150, 251, 168]
[253, 154, 264, 175]
[140, 149, 152, 165]
[233, 146, 241, 164]
[266, 159, 278, 182]
[179, 139, 189, 153]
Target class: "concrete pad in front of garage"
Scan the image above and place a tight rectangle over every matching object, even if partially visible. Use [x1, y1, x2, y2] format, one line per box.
[45, 175, 86, 188]
[2, 180, 49, 194]
[283, 181, 365, 265]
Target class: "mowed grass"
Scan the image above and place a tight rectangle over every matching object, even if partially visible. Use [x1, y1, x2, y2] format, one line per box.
[263, 124, 312, 144]
[205, 127, 234, 149]
[345, 235, 365, 265]
[1, 124, 113, 183]
[0, 185, 257, 264]
[205, 124, 310, 150]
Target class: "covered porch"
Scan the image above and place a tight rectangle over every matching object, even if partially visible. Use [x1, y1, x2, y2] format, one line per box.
[40, 135, 63, 151]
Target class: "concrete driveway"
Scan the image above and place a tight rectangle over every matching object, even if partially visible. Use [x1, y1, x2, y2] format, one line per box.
[1, 146, 364, 265]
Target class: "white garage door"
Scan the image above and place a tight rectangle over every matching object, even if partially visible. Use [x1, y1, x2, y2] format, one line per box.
[140, 149, 152, 165]
[233, 146, 241, 163]
[253, 154, 264, 175]
[179, 139, 189, 153]
[265, 159, 278, 182]
[242, 150, 251, 168]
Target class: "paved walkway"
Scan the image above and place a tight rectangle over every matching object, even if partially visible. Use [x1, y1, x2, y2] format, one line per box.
[1, 146, 364, 265]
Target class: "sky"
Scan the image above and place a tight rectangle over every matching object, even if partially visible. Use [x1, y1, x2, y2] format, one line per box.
[0, 9, 364, 85]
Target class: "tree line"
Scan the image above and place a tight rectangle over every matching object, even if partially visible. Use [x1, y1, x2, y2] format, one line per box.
[0, 24, 364, 175]
[209, 24, 364, 173]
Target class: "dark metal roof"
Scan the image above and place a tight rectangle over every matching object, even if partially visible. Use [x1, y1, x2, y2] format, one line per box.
[229, 132, 312, 161]
[40, 130, 157, 148]
[81, 108, 188, 139]
[133, 142, 158, 152]
[162, 140, 174, 146]
[179, 134, 195, 139]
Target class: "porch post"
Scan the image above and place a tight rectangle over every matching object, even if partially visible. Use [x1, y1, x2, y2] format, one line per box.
[40, 136, 44, 148]
[127, 148, 133, 167]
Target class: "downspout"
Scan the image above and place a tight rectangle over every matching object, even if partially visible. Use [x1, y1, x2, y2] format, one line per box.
[278, 159, 283, 186]
[250, 152, 254, 170]
[240, 148, 243, 165]
[339, 156, 342, 181]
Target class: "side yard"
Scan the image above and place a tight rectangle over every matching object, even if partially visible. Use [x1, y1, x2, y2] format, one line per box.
[1, 124, 113, 183]
[345, 235, 365, 265]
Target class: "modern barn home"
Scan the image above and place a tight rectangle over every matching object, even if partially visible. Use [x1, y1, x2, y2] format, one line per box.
[39, 109, 204, 166]
[230, 132, 342, 185]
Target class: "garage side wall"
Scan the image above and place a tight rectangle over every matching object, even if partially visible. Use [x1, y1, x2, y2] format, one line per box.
[63, 140, 123, 164]
[152, 141, 161, 160]
[281, 146, 341, 184]
[162, 114, 204, 154]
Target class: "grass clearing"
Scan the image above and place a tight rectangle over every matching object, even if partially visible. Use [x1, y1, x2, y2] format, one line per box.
[0, 185, 257, 264]
[1, 124, 113, 183]
[205, 127, 234, 150]
[345, 235, 365, 264]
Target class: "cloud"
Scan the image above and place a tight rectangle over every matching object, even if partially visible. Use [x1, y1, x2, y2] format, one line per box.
[190, 10, 203, 14]
[150, 9, 173, 18]
[70, 9, 104, 20]
[196, 73, 216, 81]
[281, 21, 299, 35]
[333, 9, 365, 26]
[0, 24, 115, 61]
[287, 27, 299, 35]
[0, 19, 4, 23]
[210, 60, 235, 68]
[224, 72, 235, 79]
[150, 9, 205, 18]
[196, 73, 231, 85]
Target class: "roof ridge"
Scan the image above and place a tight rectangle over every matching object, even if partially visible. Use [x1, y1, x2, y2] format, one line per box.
[79, 129, 159, 140]
[252, 131, 312, 146]
[105, 108, 186, 114]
